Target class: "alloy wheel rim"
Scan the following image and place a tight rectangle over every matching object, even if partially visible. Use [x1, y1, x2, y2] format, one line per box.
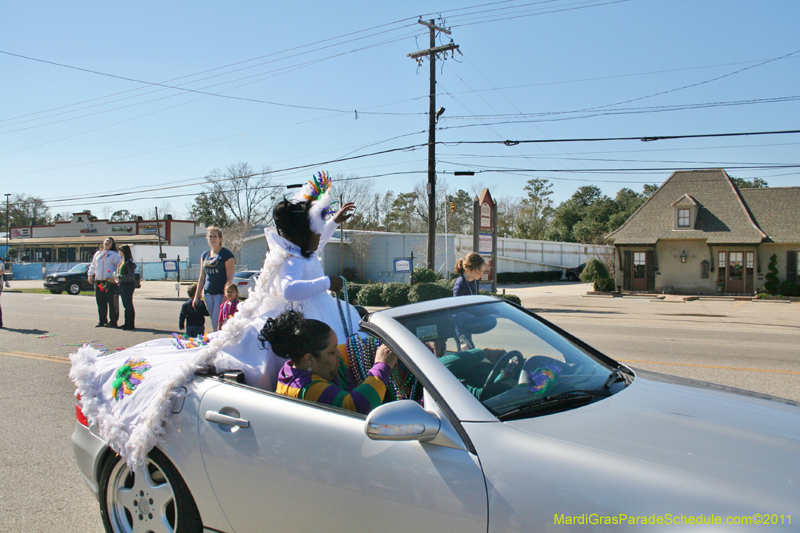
[107, 458, 177, 533]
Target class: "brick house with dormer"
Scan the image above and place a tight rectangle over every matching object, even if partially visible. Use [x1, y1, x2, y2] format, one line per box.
[606, 169, 800, 295]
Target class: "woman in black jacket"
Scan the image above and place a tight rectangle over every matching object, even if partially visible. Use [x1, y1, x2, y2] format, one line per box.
[118, 245, 138, 330]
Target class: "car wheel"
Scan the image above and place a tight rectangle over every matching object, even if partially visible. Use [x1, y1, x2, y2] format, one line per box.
[566, 272, 577, 282]
[68, 281, 82, 295]
[49, 290, 63, 294]
[99, 448, 202, 533]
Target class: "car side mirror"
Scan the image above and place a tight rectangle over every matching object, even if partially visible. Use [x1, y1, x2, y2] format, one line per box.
[365, 400, 441, 441]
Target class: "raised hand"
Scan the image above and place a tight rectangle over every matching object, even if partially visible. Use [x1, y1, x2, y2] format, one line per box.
[333, 202, 356, 224]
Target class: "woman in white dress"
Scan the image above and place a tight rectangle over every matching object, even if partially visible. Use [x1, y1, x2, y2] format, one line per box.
[211, 172, 361, 389]
[70, 172, 365, 469]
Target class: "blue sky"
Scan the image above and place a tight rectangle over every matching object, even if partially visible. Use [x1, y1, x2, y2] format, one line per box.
[2, 0, 798, 219]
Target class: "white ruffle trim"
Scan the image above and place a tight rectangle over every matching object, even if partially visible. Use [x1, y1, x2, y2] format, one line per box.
[69, 243, 292, 471]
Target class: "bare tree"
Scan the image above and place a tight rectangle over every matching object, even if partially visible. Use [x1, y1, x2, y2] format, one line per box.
[206, 162, 281, 226]
[412, 176, 450, 229]
[222, 220, 253, 266]
[469, 180, 486, 199]
[592, 245, 616, 276]
[348, 231, 375, 281]
[158, 201, 174, 219]
[330, 174, 374, 272]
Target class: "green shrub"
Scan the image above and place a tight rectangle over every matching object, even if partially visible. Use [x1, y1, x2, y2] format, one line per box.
[343, 282, 364, 304]
[580, 259, 610, 284]
[357, 283, 385, 306]
[408, 282, 451, 303]
[764, 254, 780, 294]
[436, 278, 456, 291]
[332, 282, 364, 304]
[593, 276, 617, 292]
[755, 292, 784, 300]
[779, 280, 799, 297]
[381, 282, 411, 307]
[410, 266, 442, 284]
[495, 293, 522, 305]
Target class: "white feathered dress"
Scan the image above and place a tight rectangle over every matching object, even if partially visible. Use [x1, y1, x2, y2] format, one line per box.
[69, 217, 362, 470]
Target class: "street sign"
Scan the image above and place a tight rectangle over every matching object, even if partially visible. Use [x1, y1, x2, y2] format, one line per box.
[162, 260, 178, 272]
[393, 258, 413, 273]
[473, 188, 498, 293]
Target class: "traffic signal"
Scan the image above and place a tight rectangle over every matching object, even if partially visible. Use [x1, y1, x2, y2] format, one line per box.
[450, 201, 456, 213]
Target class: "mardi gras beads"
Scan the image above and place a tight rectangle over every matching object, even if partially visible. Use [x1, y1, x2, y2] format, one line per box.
[528, 365, 560, 395]
[171, 332, 210, 350]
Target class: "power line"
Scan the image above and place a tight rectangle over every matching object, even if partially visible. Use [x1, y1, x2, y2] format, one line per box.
[443, 95, 800, 120]
[446, 129, 800, 145]
[447, 0, 631, 27]
[12, 128, 800, 207]
[0, 18, 425, 125]
[0, 31, 426, 135]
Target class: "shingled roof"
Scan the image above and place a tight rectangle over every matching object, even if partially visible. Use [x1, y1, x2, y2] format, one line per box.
[606, 169, 767, 245]
[740, 187, 800, 243]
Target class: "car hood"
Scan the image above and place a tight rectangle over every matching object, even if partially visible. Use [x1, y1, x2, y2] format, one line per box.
[503, 369, 800, 502]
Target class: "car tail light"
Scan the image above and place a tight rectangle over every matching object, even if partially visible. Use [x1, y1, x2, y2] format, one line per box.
[237, 281, 248, 286]
[75, 393, 89, 427]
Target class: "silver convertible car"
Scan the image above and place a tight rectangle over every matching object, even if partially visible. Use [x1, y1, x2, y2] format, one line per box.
[73, 296, 800, 532]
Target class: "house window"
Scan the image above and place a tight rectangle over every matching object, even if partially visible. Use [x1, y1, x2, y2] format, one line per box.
[677, 208, 690, 227]
[717, 252, 726, 287]
[746, 252, 754, 283]
[633, 252, 646, 279]
[729, 252, 743, 281]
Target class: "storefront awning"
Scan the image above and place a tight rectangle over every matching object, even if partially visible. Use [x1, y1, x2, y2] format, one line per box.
[7, 235, 165, 246]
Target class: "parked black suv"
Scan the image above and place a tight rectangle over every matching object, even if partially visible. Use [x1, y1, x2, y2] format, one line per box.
[564, 262, 586, 282]
[44, 263, 141, 295]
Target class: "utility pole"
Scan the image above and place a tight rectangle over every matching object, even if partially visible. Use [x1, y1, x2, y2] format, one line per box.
[408, 19, 459, 270]
[4, 193, 10, 258]
[154, 207, 166, 279]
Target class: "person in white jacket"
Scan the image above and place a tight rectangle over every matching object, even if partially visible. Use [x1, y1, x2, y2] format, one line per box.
[87, 237, 122, 327]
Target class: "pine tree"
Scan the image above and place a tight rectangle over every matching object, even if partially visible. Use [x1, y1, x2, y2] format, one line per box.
[764, 254, 780, 294]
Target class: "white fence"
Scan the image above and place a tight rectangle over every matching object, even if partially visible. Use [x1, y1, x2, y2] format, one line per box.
[451, 235, 613, 272]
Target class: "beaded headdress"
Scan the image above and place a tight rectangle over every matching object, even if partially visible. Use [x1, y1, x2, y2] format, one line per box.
[292, 171, 335, 234]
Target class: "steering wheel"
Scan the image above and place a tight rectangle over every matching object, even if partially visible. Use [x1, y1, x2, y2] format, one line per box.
[479, 350, 524, 401]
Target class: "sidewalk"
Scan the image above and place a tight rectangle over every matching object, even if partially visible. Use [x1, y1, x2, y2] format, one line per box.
[9, 279, 795, 304]
[7, 279, 189, 301]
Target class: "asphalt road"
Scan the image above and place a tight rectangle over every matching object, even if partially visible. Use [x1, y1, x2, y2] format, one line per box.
[0, 281, 798, 532]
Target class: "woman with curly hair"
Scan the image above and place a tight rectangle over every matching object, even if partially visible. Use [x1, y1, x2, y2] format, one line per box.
[260, 309, 396, 414]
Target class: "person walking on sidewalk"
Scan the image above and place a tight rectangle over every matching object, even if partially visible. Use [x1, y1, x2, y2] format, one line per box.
[88, 237, 122, 328]
[192, 226, 234, 332]
[0, 255, 9, 328]
[117, 245, 137, 330]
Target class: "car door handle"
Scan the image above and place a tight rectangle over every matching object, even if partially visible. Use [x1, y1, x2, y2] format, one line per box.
[205, 410, 250, 428]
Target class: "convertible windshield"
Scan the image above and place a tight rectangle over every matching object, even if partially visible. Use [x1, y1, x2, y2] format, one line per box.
[396, 301, 630, 420]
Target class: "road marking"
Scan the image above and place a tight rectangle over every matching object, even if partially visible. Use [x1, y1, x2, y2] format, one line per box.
[546, 317, 800, 335]
[5, 312, 98, 321]
[0, 351, 71, 364]
[619, 359, 800, 376]
[733, 301, 746, 307]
